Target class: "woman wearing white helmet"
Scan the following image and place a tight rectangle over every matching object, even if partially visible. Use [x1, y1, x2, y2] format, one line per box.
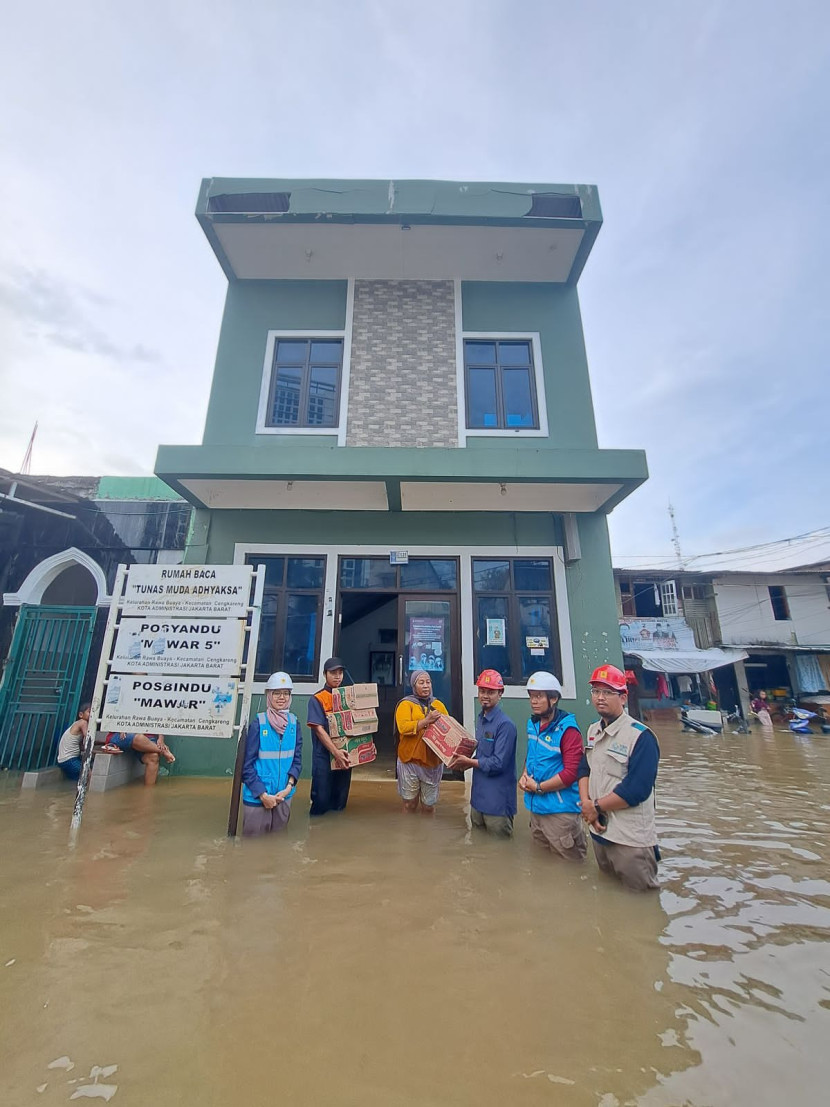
[518, 671, 587, 862]
[240, 672, 303, 837]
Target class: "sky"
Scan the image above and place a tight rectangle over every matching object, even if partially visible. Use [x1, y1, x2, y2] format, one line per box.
[1, 0, 828, 568]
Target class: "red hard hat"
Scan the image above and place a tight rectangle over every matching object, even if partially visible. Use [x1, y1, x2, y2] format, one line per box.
[476, 669, 504, 690]
[588, 664, 627, 692]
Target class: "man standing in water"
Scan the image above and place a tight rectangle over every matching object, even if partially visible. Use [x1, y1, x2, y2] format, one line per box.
[577, 664, 660, 892]
[307, 657, 352, 817]
[519, 671, 586, 861]
[395, 670, 449, 814]
[450, 669, 517, 837]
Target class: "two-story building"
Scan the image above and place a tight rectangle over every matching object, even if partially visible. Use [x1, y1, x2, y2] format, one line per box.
[155, 178, 649, 775]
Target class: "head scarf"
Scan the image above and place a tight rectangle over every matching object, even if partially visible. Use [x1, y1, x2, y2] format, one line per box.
[409, 669, 432, 706]
[266, 690, 290, 735]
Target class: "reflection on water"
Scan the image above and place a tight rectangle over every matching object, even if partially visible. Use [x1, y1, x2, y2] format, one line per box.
[1, 725, 828, 1106]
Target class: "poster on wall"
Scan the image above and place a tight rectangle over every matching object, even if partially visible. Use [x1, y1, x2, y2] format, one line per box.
[619, 618, 696, 652]
[407, 616, 445, 672]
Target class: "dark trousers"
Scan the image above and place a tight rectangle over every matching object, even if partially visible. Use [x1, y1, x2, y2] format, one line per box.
[310, 741, 352, 816]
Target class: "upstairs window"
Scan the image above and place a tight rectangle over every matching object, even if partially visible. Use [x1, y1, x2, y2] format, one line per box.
[769, 585, 790, 621]
[266, 339, 343, 428]
[464, 339, 539, 430]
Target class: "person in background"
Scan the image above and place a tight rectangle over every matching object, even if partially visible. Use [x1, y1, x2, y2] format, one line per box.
[578, 664, 661, 892]
[450, 669, 517, 837]
[395, 670, 449, 815]
[105, 731, 176, 785]
[241, 671, 302, 837]
[519, 671, 587, 862]
[750, 689, 774, 731]
[57, 702, 93, 780]
[307, 657, 352, 817]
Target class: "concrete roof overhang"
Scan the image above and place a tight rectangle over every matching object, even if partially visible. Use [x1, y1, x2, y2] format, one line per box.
[197, 178, 603, 285]
[155, 444, 647, 515]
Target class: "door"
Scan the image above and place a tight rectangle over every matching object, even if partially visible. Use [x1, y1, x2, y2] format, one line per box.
[0, 605, 97, 771]
[396, 595, 460, 718]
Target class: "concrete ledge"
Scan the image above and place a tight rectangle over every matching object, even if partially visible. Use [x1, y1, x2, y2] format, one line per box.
[21, 766, 65, 790]
[90, 752, 145, 792]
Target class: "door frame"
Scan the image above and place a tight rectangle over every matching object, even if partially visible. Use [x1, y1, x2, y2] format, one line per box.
[396, 592, 461, 716]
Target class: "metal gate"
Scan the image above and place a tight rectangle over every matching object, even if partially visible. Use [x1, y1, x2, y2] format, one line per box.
[0, 605, 97, 771]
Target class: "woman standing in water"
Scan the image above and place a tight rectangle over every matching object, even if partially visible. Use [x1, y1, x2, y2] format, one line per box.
[241, 671, 302, 836]
[394, 670, 448, 815]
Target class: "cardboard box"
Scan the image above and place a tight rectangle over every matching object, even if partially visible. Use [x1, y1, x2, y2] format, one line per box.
[422, 715, 477, 767]
[331, 737, 377, 770]
[326, 710, 378, 739]
[331, 683, 380, 710]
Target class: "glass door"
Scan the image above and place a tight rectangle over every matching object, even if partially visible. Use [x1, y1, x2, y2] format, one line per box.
[397, 595, 460, 718]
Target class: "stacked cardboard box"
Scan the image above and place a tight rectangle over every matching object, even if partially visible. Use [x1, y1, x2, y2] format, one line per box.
[328, 683, 380, 769]
[331, 683, 380, 710]
[422, 715, 477, 767]
[330, 735, 378, 770]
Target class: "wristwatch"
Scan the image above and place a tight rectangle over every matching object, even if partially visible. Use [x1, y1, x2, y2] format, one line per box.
[536, 780, 543, 795]
[594, 798, 604, 814]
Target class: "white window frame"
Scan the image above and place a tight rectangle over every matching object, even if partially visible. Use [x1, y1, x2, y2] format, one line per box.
[660, 580, 679, 616]
[254, 279, 354, 446]
[233, 542, 574, 732]
[454, 280, 549, 445]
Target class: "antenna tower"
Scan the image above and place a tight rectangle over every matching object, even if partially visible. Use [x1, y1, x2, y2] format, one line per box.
[668, 502, 684, 569]
[19, 422, 38, 475]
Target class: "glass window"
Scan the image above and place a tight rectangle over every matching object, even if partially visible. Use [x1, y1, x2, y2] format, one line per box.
[472, 557, 559, 685]
[246, 555, 325, 680]
[267, 338, 343, 429]
[400, 559, 458, 591]
[464, 339, 539, 430]
[472, 560, 511, 592]
[339, 558, 397, 590]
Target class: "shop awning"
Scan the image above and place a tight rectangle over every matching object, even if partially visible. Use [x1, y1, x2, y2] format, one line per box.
[625, 648, 748, 674]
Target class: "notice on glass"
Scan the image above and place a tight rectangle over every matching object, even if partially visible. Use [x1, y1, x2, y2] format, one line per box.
[101, 675, 238, 738]
[111, 617, 245, 676]
[121, 565, 252, 618]
[486, 618, 506, 646]
[408, 617, 445, 672]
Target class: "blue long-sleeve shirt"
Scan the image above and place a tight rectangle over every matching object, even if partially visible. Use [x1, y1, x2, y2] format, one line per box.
[471, 705, 518, 817]
[242, 715, 303, 800]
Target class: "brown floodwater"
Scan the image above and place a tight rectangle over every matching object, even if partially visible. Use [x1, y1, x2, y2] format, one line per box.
[1, 724, 829, 1106]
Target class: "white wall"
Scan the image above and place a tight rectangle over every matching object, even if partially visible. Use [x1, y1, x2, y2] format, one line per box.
[714, 574, 830, 647]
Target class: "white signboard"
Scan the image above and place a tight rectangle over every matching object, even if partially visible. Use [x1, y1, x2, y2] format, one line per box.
[121, 564, 252, 618]
[101, 675, 239, 738]
[112, 617, 245, 676]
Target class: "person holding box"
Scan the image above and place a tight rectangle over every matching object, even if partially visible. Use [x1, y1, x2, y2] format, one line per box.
[395, 669, 449, 815]
[450, 670, 517, 838]
[307, 657, 353, 817]
[241, 671, 302, 837]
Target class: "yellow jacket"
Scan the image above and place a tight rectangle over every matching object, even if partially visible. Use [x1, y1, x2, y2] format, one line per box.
[395, 696, 448, 767]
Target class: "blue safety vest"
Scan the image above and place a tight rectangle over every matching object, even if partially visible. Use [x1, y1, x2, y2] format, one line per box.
[242, 712, 298, 806]
[523, 710, 581, 815]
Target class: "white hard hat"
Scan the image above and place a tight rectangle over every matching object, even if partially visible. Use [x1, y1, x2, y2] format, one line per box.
[265, 671, 293, 691]
[526, 671, 563, 695]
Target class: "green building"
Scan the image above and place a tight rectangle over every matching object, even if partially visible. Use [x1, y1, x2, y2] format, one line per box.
[155, 178, 648, 775]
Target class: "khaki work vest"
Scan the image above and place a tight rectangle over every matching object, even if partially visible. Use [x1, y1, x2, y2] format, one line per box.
[585, 713, 657, 848]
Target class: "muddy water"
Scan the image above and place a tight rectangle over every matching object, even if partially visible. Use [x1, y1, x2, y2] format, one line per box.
[1, 725, 829, 1107]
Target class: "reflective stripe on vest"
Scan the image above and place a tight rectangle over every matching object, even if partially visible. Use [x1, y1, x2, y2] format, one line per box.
[242, 712, 298, 805]
[523, 710, 581, 815]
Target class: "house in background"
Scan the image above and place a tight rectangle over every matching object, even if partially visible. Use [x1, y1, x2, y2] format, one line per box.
[613, 564, 830, 720]
[0, 472, 191, 770]
[154, 177, 649, 776]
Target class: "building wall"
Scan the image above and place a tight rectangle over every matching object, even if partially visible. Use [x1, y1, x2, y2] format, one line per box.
[346, 280, 457, 447]
[714, 574, 830, 647]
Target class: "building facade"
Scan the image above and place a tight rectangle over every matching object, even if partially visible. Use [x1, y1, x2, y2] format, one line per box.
[155, 178, 649, 775]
